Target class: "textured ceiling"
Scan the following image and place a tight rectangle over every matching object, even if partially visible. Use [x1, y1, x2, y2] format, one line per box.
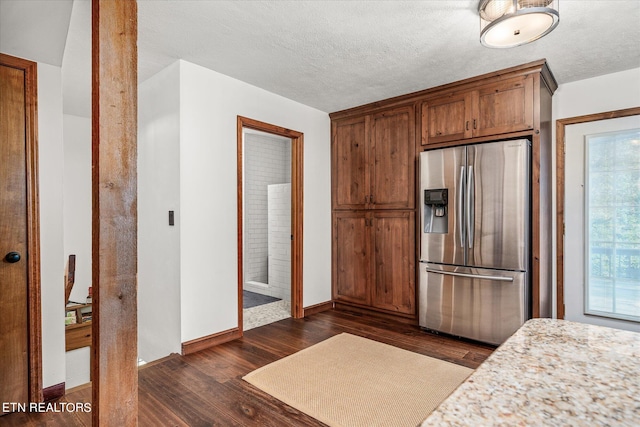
[2, 0, 639, 116]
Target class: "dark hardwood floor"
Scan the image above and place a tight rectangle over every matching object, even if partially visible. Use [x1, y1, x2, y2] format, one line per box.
[0, 309, 494, 426]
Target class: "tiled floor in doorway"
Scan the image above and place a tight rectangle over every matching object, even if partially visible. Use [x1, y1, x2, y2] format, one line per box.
[243, 290, 281, 308]
[243, 300, 291, 331]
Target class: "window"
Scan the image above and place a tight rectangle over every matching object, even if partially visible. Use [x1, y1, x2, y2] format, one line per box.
[585, 128, 640, 322]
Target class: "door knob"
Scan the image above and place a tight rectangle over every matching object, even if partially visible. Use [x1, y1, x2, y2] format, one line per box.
[5, 252, 21, 263]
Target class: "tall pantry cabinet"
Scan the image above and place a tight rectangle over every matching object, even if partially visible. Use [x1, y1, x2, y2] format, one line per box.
[331, 60, 556, 321]
[331, 105, 416, 316]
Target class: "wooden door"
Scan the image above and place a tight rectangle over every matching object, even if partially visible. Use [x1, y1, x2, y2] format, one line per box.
[473, 75, 534, 137]
[332, 211, 371, 305]
[0, 62, 30, 411]
[370, 105, 415, 209]
[371, 211, 415, 315]
[421, 92, 473, 145]
[332, 116, 369, 209]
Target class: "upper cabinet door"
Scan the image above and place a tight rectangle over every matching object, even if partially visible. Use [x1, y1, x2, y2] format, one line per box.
[332, 116, 370, 209]
[370, 105, 415, 209]
[473, 75, 534, 138]
[421, 92, 473, 145]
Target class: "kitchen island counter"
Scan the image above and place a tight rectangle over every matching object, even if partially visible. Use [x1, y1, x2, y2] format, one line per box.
[421, 318, 640, 426]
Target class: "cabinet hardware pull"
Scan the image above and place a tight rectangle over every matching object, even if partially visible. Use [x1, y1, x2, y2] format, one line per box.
[465, 121, 469, 131]
[473, 119, 477, 129]
[370, 194, 374, 204]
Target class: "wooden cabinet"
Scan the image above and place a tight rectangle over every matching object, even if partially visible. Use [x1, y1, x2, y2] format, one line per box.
[370, 107, 415, 209]
[332, 211, 415, 315]
[65, 322, 92, 352]
[332, 104, 415, 210]
[332, 116, 369, 209]
[421, 74, 534, 145]
[332, 103, 416, 318]
[331, 60, 556, 321]
[421, 91, 473, 144]
[65, 303, 92, 351]
[333, 212, 370, 305]
[371, 211, 415, 314]
[475, 75, 534, 137]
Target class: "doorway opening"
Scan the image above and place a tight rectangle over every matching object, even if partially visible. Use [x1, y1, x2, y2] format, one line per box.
[237, 116, 303, 333]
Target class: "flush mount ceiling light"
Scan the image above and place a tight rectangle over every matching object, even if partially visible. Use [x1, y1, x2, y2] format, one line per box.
[479, 0, 559, 48]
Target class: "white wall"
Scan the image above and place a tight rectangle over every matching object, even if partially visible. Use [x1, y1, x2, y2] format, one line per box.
[32, 55, 331, 379]
[38, 62, 66, 388]
[554, 68, 640, 119]
[552, 67, 640, 318]
[138, 61, 182, 362]
[65, 347, 90, 389]
[179, 60, 331, 342]
[63, 114, 91, 304]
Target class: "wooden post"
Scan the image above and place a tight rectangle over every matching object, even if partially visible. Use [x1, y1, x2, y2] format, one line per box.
[92, 0, 138, 425]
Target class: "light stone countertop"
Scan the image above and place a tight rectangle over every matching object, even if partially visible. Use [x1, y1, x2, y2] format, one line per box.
[421, 318, 640, 426]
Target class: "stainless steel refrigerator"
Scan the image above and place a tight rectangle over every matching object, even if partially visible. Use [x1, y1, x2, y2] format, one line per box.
[419, 139, 530, 345]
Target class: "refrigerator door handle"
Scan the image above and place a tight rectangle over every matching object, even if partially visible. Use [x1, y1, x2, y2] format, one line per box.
[424, 267, 514, 282]
[458, 166, 465, 247]
[467, 165, 474, 248]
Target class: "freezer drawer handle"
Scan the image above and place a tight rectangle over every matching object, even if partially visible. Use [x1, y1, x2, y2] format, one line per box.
[424, 267, 514, 282]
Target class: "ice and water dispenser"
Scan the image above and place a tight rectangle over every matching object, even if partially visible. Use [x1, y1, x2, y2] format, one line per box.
[423, 189, 448, 234]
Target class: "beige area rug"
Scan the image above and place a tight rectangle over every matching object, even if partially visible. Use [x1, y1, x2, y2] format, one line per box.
[243, 333, 472, 427]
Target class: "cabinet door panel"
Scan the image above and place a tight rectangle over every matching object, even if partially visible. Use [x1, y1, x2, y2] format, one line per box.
[371, 105, 415, 209]
[332, 116, 369, 209]
[422, 93, 472, 145]
[474, 75, 534, 137]
[372, 211, 415, 314]
[333, 212, 371, 305]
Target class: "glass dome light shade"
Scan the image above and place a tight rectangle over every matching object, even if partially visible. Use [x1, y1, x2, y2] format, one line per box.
[479, 0, 559, 48]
